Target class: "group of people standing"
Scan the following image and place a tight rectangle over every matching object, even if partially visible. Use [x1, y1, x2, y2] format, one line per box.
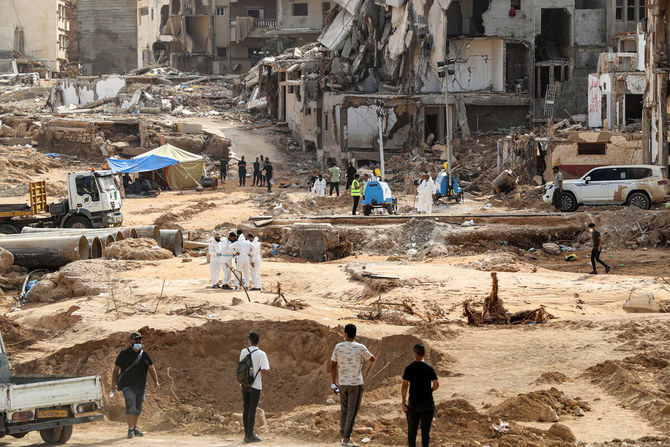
[311, 163, 359, 197]
[209, 230, 262, 291]
[220, 155, 274, 192]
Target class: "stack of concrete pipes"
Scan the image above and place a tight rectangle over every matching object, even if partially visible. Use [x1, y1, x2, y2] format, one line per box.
[0, 226, 183, 269]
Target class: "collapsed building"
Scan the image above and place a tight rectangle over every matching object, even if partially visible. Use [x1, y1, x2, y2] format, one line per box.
[240, 0, 642, 165]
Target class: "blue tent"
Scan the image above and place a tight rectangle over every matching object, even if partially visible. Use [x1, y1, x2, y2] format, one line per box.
[106, 154, 179, 174]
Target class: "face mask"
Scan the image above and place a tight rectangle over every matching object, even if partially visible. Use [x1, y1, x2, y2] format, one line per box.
[589, 229, 594, 232]
[132, 343, 142, 350]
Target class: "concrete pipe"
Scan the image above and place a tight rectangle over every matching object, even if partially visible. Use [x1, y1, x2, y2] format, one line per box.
[19, 228, 125, 243]
[159, 229, 183, 256]
[90, 237, 104, 259]
[133, 226, 161, 244]
[120, 228, 138, 239]
[0, 235, 90, 269]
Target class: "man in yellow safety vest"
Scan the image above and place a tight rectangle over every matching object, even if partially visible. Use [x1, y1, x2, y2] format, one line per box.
[351, 174, 361, 215]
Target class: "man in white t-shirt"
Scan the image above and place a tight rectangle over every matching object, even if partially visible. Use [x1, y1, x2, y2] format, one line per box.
[330, 324, 375, 447]
[240, 331, 270, 443]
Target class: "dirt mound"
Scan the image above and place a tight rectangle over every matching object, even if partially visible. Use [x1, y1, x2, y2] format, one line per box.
[489, 387, 593, 422]
[579, 208, 670, 249]
[14, 320, 444, 425]
[153, 212, 185, 230]
[582, 350, 670, 432]
[106, 238, 173, 260]
[27, 260, 141, 302]
[459, 251, 525, 272]
[532, 371, 572, 385]
[0, 315, 48, 352]
[0, 145, 64, 194]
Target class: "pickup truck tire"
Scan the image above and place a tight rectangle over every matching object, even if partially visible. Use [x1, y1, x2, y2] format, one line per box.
[59, 425, 73, 443]
[559, 192, 578, 212]
[0, 224, 19, 234]
[627, 191, 651, 210]
[64, 216, 93, 229]
[39, 427, 62, 443]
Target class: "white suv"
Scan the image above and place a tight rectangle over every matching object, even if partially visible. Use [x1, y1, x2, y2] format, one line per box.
[543, 165, 670, 212]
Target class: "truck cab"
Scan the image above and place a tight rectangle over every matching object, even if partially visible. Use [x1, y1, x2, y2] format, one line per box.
[58, 170, 123, 228]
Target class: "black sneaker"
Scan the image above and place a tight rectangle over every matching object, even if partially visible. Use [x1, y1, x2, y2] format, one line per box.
[245, 434, 262, 443]
[127, 428, 134, 439]
[211, 284, 220, 289]
[221, 285, 232, 290]
[605, 265, 611, 273]
[589, 271, 597, 275]
[133, 428, 144, 437]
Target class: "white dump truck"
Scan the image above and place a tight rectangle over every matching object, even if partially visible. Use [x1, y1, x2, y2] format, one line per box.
[0, 169, 123, 234]
[0, 332, 103, 443]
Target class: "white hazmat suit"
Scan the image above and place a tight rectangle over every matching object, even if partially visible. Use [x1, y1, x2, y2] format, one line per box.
[312, 178, 326, 197]
[249, 236, 262, 289]
[208, 236, 224, 287]
[220, 238, 235, 287]
[232, 237, 252, 288]
[417, 176, 437, 213]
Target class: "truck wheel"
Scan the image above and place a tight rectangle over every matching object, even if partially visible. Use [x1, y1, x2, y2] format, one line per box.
[39, 427, 62, 443]
[64, 216, 93, 229]
[627, 192, 650, 210]
[0, 224, 19, 234]
[363, 205, 372, 216]
[385, 204, 393, 215]
[559, 192, 578, 212]
[59, 425, 73, 443]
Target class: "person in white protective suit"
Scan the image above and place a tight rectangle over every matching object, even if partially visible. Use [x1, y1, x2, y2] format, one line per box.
[247, 233, 262, 291]
[219, 232, 237, 290]
[208, 231, 224, 288]
[312, 174, 326, 197]
[231, 232, 252, 289]
[416, 173, 437, 213]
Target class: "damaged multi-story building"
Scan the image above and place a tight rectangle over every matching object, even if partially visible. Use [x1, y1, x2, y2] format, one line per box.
[0, 0, 70, 75]
[159, 0, 329, 74]
[240, 0, 649, 165]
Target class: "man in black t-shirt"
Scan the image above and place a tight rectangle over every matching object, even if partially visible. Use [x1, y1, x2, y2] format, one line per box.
[264, 160, 273, 193]
[401, 343, 439, 447]
[252, 157, 261, 186]
[111, 331, 160, 439]
[589, 222, 610, 274]
[238, 156, 247, 187]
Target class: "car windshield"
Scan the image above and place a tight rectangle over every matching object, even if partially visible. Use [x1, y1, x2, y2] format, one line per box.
[96, 175, 117, 192]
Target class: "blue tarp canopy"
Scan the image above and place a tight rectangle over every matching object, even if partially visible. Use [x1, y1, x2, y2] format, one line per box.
[106, 155, 179, 174]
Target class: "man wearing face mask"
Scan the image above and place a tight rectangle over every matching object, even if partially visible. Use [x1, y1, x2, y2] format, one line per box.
[111, 332, 160, 439]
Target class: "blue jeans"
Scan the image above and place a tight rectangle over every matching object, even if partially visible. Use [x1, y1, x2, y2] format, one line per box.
[122, 386, 146, 415]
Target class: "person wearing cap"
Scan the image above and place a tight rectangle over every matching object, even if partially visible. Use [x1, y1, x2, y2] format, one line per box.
[111, 332, 160, 439]
[240, 331, 270, 443]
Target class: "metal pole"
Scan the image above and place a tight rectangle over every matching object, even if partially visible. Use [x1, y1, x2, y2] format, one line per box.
[377, 106, 386, 178]
[443, 12, 453, 188]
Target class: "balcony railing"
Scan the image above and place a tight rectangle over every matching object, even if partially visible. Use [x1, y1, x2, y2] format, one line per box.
[229, 18, 276, 27]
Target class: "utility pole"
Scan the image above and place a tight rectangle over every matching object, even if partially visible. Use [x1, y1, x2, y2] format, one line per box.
[376, 103, 386, 178]
[437, 36, 455, 188]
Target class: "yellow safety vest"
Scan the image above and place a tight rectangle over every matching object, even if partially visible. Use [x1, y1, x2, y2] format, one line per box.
[351, 179, 361, 196]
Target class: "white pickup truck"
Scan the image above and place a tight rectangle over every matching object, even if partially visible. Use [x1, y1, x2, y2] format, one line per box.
[0, 333, 103, 443]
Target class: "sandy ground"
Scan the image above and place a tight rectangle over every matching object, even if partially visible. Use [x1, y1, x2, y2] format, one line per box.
[2, 125, 670, 446]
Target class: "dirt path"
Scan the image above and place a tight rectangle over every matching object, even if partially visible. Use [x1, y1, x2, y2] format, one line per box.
[194, 117, 287, 164]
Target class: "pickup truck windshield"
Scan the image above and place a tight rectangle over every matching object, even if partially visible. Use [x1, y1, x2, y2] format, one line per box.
[96, 175, 117, 192]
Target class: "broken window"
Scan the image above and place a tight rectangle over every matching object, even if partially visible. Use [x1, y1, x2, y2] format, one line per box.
[505, 42, 529, 93]
[247, 9, 264, 18]
[578, 142, 607, 155]
[292, 3, 308, 16]
[446, 2, 462, 36]
[625, 94, 643, 124]
[217, 47, 227, 57]
[510, 0, 522, 10]
[322, 2, 331, 15]
[616, 0, 645, 22]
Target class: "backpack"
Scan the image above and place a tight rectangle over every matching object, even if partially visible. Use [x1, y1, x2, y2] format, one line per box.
[236, 348, 260, 388]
